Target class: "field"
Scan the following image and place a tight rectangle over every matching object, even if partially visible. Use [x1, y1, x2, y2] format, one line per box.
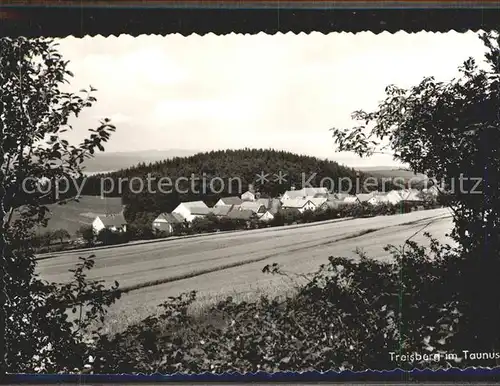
[35, 195, 123, 236]
[37, 207, 454, 334]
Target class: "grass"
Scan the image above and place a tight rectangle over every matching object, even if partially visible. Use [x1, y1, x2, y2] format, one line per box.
[34, 195, 123, 236]
[41, 209, 452, 335]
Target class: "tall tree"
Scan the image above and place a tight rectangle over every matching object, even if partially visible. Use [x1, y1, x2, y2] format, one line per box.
[331, 31, 500, 350]
[1, 37, 117, 373]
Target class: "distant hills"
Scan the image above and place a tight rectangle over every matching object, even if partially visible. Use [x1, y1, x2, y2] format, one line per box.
[82, 149, 201, 173]
[40, 150, 427, 235]
[80, 148, 383, 225]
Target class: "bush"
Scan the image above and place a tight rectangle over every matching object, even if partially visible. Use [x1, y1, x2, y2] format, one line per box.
[89, 235, 471, 374]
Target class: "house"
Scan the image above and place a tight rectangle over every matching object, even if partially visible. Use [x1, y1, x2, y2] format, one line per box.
[319, 199, 349, 211]
[343, 195, 359, 204]
[309, 197, 328, 208]
[172, 201, 211, 223]
[399, 189, 424, 204]
[210, 205, 235, 217]
[303, 187, 329, 198]
[281, 198, 317, 213]
[343, 192, 378, 204]
[332, 192, 351, 201]
[215, 196, 243, 207]
[367, 191, 395, 205]
[152, 212, 184, 234]
[241, 190, 256, 202]
[281, 187, 329, 201]
[92, 212, 127, 234]
[280, 188, 305, 201]
[257, 210, 275, 222]
[239, 201, 267, 214]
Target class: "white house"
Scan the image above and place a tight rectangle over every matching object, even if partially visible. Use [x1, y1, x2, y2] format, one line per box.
[309, 197, 328, 208]
[172, 201, 211, 223]
[92, 212, 127, 234]
[367, 191, 397, 205]
[241, 190, 256, 201]
[281, 198, 317, 213]
[257, 210, 275, 222]
[319, 199, 350, 211]
[152, 212, 184, 234]
[210, 205, 235, 217]
[281, 187, 329, 202]
[239, 201, 267, 214]
[215, 196, 243, 207]
[343, 195, 359, 204]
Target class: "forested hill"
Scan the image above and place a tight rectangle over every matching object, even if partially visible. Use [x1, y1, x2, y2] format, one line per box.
[81, 149, 384, 224]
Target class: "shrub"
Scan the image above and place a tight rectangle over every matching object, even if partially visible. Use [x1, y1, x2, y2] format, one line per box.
[90, 236, 469, 374]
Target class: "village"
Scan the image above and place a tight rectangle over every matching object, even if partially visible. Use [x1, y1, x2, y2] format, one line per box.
[91, 184, 441, 237]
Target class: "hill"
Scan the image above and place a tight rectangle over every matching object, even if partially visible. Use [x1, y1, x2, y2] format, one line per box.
[80, 148, 391, 225]
[356, 166, 428, 186]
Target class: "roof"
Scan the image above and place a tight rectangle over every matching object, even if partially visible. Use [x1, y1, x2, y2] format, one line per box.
[190, 207, 212, 215]
[218, 196, 243, 205]
[240, 201, 266, 212]
[241, 190, 256, 197]
[227, 209, 255, 220]
[332, 193, 350, 200]
[179, 201, 209, 209]
[303, 187, 329, 196]
[281, 198, 314, 209]
[321, 199, 347, 209]
[255, 198, 271, 208]
[98, 213, 127, 227]
[155, 213, 183, 224]
[309, 197, 328, 207]
[356, 192, 377, 202]
[210, 205, 234, 216]
[283, 190, 306, 199]
[399, 189, 423, 202]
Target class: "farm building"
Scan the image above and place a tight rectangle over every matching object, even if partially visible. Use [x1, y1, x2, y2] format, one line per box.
[257, 210, 275, 222]
[319, 199, 351, 211]
[172, 201, 211, 223]
[239, 201, 267, 214]
[281, 198, 318, 213]
[281, 187, 329, 201]
[241, 190, 256, 201]
[215, 196, 243, 207]
[92, 212, 127, 234]
[210, 205, 235, 217]
[152, 212, 184, 234]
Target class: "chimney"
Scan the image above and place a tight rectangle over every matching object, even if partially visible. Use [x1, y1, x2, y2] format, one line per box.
[290, 186, 296, 191]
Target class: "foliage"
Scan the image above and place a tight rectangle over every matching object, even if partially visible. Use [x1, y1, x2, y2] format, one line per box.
[76, 225, 96, 246]
[331, 31, 500, 354]
[96, 228, 128, 246]
[88, 237, 472, 373]
[1, 37, 119, 373]
[52, 228, 71, 244]
[6, 255, 121, 373]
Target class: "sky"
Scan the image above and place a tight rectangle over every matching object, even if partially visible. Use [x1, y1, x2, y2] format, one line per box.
[57, 31, 488, 168]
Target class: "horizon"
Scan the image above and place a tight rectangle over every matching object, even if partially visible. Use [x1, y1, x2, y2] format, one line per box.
[58, 32, 487, 169]
[83, 147, 417, 173]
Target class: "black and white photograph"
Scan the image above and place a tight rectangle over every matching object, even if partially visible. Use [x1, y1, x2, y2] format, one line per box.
[2, 28, 500, 375]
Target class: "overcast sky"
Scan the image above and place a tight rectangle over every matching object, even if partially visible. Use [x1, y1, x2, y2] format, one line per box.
[57, 31, 487, 168]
